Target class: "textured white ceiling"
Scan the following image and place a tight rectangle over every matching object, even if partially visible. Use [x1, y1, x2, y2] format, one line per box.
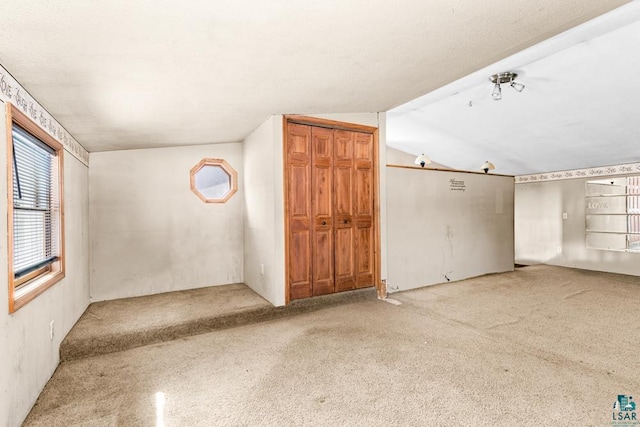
[388, 1, 640, 176]
[0, 0, 629, 151]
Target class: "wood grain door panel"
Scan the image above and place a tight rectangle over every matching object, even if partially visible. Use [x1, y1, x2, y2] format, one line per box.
[334, 227, 355, 291]
[311, 127, 334, 296]
[286, 123, 312, 299]
[289, 229, 312, 299]
[353, 132, 374, 289]
[334, 167, 352, 216]
[355, 168, 372, 215]
[355, 226, 373, 288]
[290, 165, 309, 216]
[333, 130, 356, 290]
[334, 130, 352, 160]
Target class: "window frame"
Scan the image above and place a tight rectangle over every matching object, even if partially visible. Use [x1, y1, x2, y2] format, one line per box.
[6, 103, 65, 313]
[189, 158, 238, 203]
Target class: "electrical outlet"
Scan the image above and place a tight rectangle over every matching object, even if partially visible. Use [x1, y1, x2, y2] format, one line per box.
[557, 246, 562, 254]
[562, 212, 568, 219]
[49, 320, 54, 340]
[259, 264, 264, 275]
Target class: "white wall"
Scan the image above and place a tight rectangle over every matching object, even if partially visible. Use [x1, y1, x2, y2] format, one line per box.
[515, 181, 563, 264]
[243, 116, 286, 306]
[515, 178, 640, 275]
[243, 113, 387, 305]
[386, 146, 417, 166]
[0, 100, 90, 427]
[89, 143, 244, 301]
[386, 167, 514, 291]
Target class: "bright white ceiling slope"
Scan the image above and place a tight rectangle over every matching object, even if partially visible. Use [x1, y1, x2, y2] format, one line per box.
[388, 1, 640, 176]
[0, 0, 628, 152]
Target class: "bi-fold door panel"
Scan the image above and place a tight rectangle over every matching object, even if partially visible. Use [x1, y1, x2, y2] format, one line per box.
[287, 123, 313, 300]
[334, 130, 356, 292]
[311, 126, 335, 296]
[354, 132, 374, 288]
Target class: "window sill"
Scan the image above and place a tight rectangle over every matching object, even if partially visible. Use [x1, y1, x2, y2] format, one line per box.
[11, 269, 65, 313]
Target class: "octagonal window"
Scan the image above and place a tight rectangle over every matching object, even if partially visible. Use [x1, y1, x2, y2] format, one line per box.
[190, 158, 238, 203]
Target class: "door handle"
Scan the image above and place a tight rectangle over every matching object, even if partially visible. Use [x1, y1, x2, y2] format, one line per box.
[343, 219, 348, 224]
[322, 221, 327, 225]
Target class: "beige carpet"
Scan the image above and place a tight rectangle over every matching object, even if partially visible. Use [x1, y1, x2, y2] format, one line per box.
[25, 265, 640, 426]
[61, 283, 375, 361]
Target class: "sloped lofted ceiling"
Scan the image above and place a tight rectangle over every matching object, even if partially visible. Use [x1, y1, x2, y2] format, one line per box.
[388, 1, 640, 176]
[0, 0, 629, 152]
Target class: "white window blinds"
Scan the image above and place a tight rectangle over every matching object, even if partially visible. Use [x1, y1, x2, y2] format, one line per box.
[12, 124, 60, 280]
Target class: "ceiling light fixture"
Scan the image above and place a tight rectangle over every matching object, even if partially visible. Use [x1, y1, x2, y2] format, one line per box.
[415, 153, 431, 168]
[489, 72, 525, 100]
[481, 161, 495, 174]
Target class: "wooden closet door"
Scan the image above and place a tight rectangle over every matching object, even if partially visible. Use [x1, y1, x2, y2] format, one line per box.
[353, 132, 375, 288]
[286, 121, 376, 302]
[311, 127, 334, 295]
[333, 130, 356, 291]
[286, 123, 313, 300]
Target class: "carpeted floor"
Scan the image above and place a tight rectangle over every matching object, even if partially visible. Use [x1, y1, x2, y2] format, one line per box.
[60, 283, 375, 361]
[25, 265, 640, 426]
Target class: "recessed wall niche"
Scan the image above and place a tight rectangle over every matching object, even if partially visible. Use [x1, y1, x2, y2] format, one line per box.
[585, 175, 640, 252]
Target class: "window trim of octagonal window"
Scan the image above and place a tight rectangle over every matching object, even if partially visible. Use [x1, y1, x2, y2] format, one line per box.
[190, 158, 238, 203]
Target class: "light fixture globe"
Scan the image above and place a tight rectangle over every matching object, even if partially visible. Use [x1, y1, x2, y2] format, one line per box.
[414, 153, 431, 168]
[510, 81, 525, 92]
[481, 161, 495, 174]
[491, 83, 502, 100]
